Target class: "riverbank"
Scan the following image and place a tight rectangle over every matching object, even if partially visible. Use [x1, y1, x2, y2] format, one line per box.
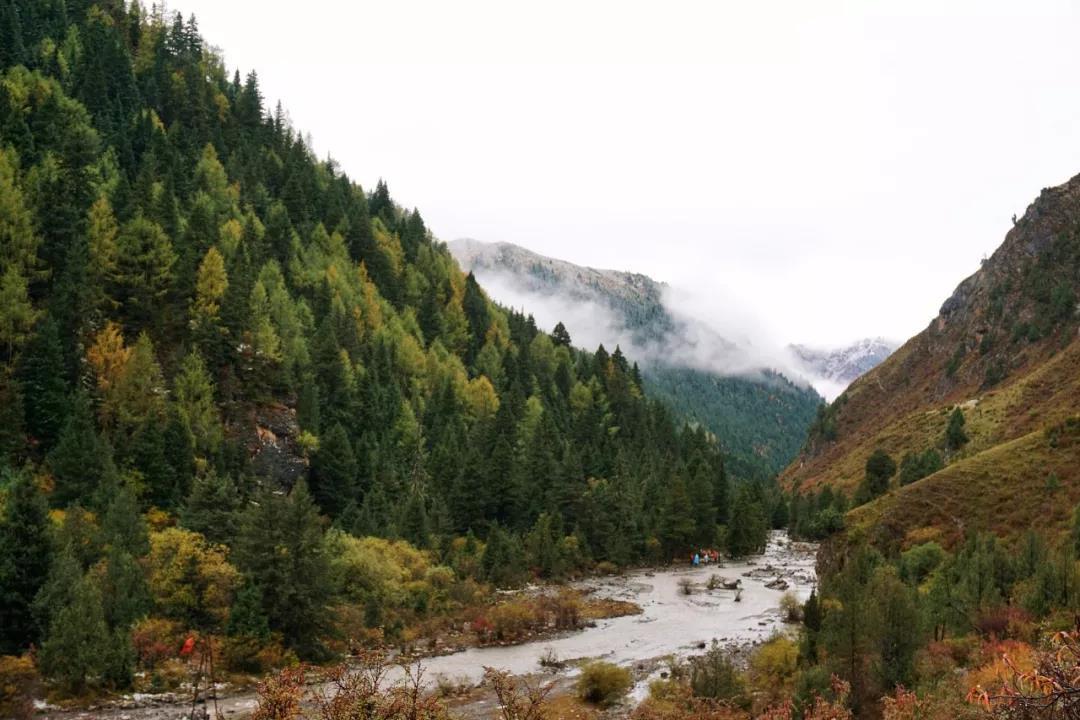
[37, 532, 816, 719]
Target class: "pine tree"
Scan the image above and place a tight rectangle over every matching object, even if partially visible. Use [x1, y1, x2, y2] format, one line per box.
[726, 486, 768, 557]
[234, 481, 332, 658]
[870, 565, 920, 691]
[526, 512, 563, 578]
[18, 317, 69, 449]
[0, 147, 45, 282]
[310, 423, 357, 517]
[945, 407, 969, 451]
[85, 194, 120, 322]
[191, 245, 229, 359]
[660, 476, 696, 557]
[112, 216, 177, 333]
[181, 469, 240, 545]
[0, 266, 39, 358]
[39, 573, 109, 693]
[552, 321, 572, 348]
[101, 546, 150, 631]
[0, 371, 25, 464]
[174, 350, 222, 460]
[401, 483, 431, 548]
[100, 480, 149, 557]
[0, 468, 52, 653]
[687, 465, 716, 545]
[226, 579, 271, 640]
[48, 390, 117, 507]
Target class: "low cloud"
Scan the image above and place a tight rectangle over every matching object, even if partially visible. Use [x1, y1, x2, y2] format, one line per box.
[470, 267, 827, 395]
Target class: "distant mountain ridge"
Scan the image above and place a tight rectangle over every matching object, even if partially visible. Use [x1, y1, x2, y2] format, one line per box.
[788, 338, 897, 399]
[449, 238, 822, 480]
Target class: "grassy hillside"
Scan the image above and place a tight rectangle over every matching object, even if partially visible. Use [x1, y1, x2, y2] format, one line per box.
[782, 173, 1080, 545]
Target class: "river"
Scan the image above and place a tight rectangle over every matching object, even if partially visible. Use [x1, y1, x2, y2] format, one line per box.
[43, 531, 816, 719]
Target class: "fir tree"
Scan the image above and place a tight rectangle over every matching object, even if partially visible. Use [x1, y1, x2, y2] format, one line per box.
[18, 317, 69, 449]
[726, 486, 768, 557]
[180, 469, 240, 545]
[39, 574, 109, 693]
[945, 407, 969, 451]
[48, 390, 117, 508]
[310, 423, 357, 517]
[234, 481, 332, 659]
[0, 468, 52, 653]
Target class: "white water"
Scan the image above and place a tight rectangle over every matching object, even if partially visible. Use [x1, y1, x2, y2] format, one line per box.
[420, 531, 817, 687]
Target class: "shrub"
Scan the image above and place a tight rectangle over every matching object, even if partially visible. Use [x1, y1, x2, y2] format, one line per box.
[679, 578, 695, 595]
[540, 589, 581, 630]
[689, 641, 745, 705]
[0, 655, 38, 720]
[130, 617, 183, 669]
[223, 635, 296, 674]
[899, 542, 945, 585]
[576, 661, 632, 707]
[595, 561, 619, 576]
[485, 667, 554, 720]
[779, 592, 802, 623]
[489, 601, 538, 642]
[750, 636, 799, 690]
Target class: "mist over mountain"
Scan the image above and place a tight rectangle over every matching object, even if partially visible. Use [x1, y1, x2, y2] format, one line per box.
[449, 238, 829, 479]
[787, 338, 898, 401]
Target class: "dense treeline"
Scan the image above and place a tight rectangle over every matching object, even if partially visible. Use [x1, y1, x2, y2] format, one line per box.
[0, 0, 779, 696]
[644, 366, 821, 481]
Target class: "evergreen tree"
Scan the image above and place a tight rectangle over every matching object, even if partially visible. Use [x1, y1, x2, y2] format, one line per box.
[945, 407, 969, 450]
[0, 468, 52, 653]
[552, 321, 572, 348]
[180, 469, 240, 545]
[101, 546, 150, 631]
[112, 216, 176, 333]
[18, 317, 69, 449]
[85, 194, 120, 322]
[526, 512, 563, 578]
[310, 423, 357, 517]
[39, 574, 109, 693]
[481, 523, 526, 588]
[854, 449, 894, 505]
[401, 483, 431, 548]
[726, 486, 768, 557]
[0, 371, 25, 464]
[174, 350, 222, 460]
[234, 481, 332, 658]
[226, 579, 271, 640]
[870, 565, 920, 691]
[191, 245, 229, 360]
[48, 390, 117, 507]
[0, 266, 39, 358]
[100, 480, 149, 557]
[660, 476, 696, 557]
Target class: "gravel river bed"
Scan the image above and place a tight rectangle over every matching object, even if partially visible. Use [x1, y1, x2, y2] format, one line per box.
[41, 531, 816, 719]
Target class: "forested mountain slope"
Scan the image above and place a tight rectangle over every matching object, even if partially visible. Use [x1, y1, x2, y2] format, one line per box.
[782, 173, 1080, 549]
[451, 239, 822, 480]
[0, 0, 778, 685]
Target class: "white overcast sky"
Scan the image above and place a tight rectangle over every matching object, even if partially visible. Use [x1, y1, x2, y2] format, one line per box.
[173, 0, 1080, 347]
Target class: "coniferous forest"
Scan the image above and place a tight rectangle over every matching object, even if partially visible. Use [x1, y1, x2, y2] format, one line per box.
[8, 3, 1080, 720]
[0, 0, 779, 702]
